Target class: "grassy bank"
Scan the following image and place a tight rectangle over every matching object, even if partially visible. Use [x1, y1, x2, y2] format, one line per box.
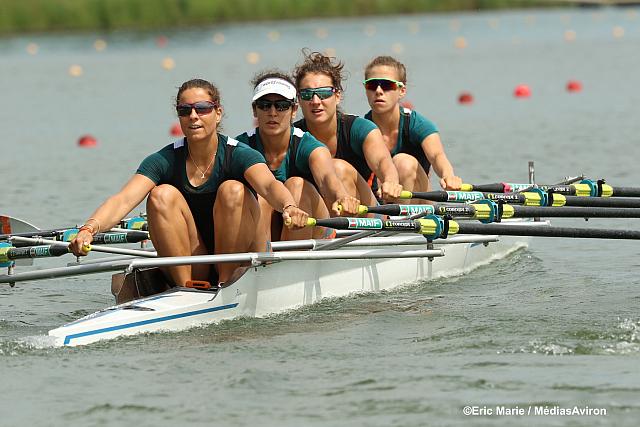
[0, 0, 564, 35]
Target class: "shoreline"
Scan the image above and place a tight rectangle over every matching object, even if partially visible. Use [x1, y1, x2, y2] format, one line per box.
[0, 0, 571, 36]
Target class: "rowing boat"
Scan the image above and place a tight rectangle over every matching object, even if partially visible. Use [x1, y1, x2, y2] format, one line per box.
[6, 174, 640, 347]
[47, 220, 537, 346]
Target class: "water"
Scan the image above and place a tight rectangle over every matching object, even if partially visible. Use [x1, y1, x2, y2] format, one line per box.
[2, 7, 640, 426]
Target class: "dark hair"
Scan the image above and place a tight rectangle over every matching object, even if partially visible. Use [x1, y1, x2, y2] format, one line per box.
[252, 69, 295, 90]
[175, 79, 221, 107]
[364, 56, 407, 84]
[293, 50, 345, 92]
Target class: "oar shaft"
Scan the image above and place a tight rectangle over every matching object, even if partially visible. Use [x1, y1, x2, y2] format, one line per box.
[457, 223, 640, 240]
[512, 205, 640, 218]
[564, 196, 640, 208]
[611, 187, 640, 198]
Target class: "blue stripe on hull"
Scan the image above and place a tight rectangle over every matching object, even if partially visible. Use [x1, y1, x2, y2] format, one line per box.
[62, 302, 239, 345]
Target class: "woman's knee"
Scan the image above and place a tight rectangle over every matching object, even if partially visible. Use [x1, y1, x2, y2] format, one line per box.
[147, 184, 182, 210]
[284, 176, 305, 193]
[215, 180, 255, 211]
[332, 159, 356, 179]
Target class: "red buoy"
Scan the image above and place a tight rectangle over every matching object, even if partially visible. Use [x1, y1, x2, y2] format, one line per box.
[156, 36, 168, 48]
[566, 80, 582, 93]
[514, 84, 531, 98]
[458, 92, 474, 105]
[169, 123, 183, 137]
[77, 135, 97, 147]
[400, 100, 415, 110]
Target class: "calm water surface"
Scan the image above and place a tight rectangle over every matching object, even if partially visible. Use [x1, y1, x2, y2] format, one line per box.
[1, 8, 640, 427]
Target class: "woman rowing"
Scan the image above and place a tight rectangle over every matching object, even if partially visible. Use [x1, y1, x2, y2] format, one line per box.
[236, 71, 360, 240]
[292, 51, 403, 206]
[69, 78, 308, 286]
[362, 56, 462, 198]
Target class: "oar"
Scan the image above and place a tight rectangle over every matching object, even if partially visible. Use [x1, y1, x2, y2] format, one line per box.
[398, 190, 567, 207]
[401, 189, 640, 208]
[304, 216, 640, 241]
[1, 226, 149, 243]
[305, 216, 457, 239]
[357, 202, 515, 222]
[9, 236, 156, 258]
[359, 203, 640, 220]
[1, 242, 91, 266]
[462, 180, 640, 198]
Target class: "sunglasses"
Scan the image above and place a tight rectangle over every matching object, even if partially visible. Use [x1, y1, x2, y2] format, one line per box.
[298, 86, 336, 101]
[254, 99, 294, 111]
[363, 78, 405, 91]
[176, 101, 217, 117]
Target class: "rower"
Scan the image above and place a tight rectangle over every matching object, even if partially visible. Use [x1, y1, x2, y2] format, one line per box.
[236, 71, 360, 241]
[292, 50, 403, 207]
[69, 79, 309, 286]
[362, 56, 462, 202]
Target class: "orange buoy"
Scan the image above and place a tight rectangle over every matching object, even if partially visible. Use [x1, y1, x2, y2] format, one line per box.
[400, 100, 415, 110]
[77, 135, 97, 147]
[458, 92, 474, 105]
[566, 80, 582, 93]
[169, 123, 183, 137]
[514, 84, 531, 98]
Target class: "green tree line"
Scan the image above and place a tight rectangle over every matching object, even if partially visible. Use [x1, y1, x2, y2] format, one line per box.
[0, 0, 563, 35]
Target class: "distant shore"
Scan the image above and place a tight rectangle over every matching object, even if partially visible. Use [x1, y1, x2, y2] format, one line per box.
[1, 0, 573, 35]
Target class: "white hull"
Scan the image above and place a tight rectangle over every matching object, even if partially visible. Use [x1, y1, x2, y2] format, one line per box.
[49, 227, 534, 346]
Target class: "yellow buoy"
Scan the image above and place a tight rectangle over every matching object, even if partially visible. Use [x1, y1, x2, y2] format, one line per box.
[612, 26, 625, 39]
[246, 52, 260, 64]
[564, 30, 576, 42]
[454, 36, 467, 49]
[488, 18, 499, 29]
[94, 39, 107, 51]
[323, 47, 336, 57]
[162, 57, 175, 70]
[316, 28, 328, 39]
[391, 43, 404, 54]
[267, 31, 280, 42]
[213, 32, 225, 45]
[26, 43, 38, 55]
[364, 25, 376, 37]
[68, 65, 83, 77]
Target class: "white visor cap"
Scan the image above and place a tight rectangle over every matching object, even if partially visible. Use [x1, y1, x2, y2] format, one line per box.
[252, 78, 297, 102]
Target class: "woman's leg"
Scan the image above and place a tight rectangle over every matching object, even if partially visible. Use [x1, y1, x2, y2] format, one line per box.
[333, 158, 378, 208]
[393, 153, 431, 204]
[214, 180, 264, 283]
[146, 184, 208, 286]
[281, 176, 330, 240]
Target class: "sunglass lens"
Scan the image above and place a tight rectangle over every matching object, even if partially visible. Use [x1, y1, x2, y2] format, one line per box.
[176, 105, 192, 116]
[274, 100, 292, 111]
[193, 102, 215, 114]
[299, 87, 334, 101]
[365, 79, 398, 91]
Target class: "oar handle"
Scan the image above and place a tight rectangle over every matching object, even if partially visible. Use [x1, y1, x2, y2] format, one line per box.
[0, 243, 90, 265]
[336, 204, 370, 215]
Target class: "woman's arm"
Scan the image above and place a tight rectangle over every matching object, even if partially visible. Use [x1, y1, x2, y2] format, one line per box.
[362, 129, 403, 200]
[244, 163, 308, 227]
[421, 133, 462, 190]
[69, 174, 157, 255]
